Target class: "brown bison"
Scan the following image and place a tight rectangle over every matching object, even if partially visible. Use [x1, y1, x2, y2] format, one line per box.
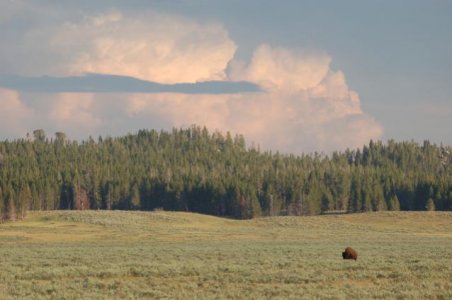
[342, 247, 358, 260]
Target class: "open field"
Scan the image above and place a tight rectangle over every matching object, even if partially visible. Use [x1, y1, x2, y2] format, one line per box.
[1, 211, 451, 299]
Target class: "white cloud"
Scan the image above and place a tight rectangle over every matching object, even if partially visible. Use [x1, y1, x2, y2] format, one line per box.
[127, 93, 232, 130]
[227, 44, 383, 151]
[0, 7, 236, 84]
[55, 10, 236, 83]
[122, 85, 382, 153]
[230, 44, 331, 93]
[48, 94, 102, 133]
[2, 81, 382, 153]
[0, 88, 33, 138]
[0, 2, 383, 153]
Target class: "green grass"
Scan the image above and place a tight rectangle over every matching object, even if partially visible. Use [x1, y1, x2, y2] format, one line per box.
[1, 211, 451, 299]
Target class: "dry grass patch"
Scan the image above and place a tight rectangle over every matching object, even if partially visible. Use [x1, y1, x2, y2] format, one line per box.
[0, 211, 451, 299]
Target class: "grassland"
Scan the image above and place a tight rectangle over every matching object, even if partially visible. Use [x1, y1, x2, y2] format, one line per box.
[0, 211, 451, 299]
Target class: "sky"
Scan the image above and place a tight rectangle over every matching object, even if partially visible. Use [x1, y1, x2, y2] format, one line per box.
[1, 0, 451, 153]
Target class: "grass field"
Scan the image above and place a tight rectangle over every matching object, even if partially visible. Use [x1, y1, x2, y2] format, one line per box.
[0, 211, 451, 299]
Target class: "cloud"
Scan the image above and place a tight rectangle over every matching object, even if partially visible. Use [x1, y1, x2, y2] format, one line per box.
[0, 74, 260, 94]
[0, 2, 383, 153]
[228, 45, 382, 152]
[230, 44, 331, 92]
[122, 88, 382, 153]
[2, 76, 382, 153]
[47, 94, 102, 133]
[0, 43, 383, 153]
[0, 88, 33, 138]
[0, 7, 236, 84]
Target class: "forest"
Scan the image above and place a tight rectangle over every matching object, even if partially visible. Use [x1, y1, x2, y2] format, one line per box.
[0, 126, 451, 220]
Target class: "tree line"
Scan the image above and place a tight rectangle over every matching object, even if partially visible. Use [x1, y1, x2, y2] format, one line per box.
[0, 127, 451, 220]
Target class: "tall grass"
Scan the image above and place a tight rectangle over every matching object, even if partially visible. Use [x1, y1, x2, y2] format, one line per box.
[0, 211, 451, 299]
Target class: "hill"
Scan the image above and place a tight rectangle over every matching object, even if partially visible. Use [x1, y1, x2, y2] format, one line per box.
[1, 127, 451, 220]
[0, 211, 451, 298]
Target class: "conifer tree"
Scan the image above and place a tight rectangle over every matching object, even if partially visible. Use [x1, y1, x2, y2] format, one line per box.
[388, 195, 400, 211]
[0, 128, 450, 219]
[426, 198, 435, 211]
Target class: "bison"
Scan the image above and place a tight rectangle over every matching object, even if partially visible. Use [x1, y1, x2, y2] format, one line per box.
[342, 247, 358, 260]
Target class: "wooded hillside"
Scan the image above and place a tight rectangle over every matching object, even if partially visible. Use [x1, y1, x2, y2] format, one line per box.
[1, 127, 451, 220]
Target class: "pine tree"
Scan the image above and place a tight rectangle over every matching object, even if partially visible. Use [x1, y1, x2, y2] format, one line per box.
[3, 186, 16, 221]
[426, 198, 435, 211]
[0, 128, 450, 219]
[388, 195, 400, 211]
[129, 183, 141, 210]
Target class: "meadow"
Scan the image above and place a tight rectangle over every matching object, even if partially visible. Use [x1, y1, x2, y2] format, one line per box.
[0, 211, 451, 299]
